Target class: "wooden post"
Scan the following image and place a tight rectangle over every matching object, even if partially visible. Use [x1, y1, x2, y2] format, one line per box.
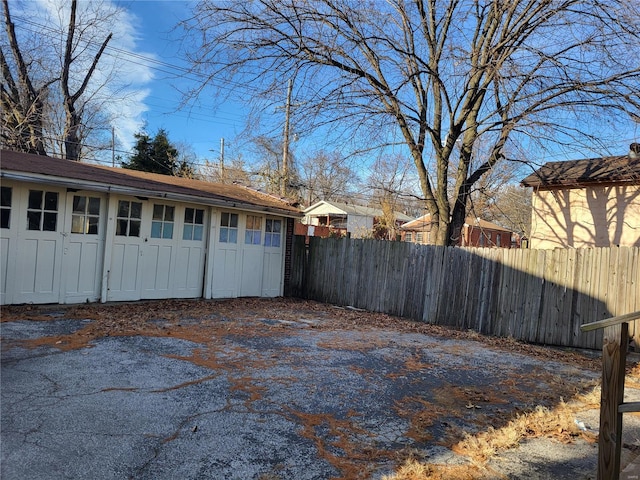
[598, 322, 628, 480]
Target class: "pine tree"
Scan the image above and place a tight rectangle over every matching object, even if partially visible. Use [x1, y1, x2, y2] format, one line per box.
[122, 129, 193, 177]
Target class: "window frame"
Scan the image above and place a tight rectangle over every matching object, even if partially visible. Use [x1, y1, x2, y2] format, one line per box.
[115, 200, 142, 237]
[71, 195, 101, 235]
[151, 203, 175, 240]
[264, 218, 282, 248]
[1, 186, 12, 229]
[183, 207, 205, 241]
[219, 212, 239, 244]
[27, 189, 59, 232]
[245, 214, 262, 245]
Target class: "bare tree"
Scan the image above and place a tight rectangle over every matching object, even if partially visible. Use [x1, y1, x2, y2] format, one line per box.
[297, 150, 358, 206]
[60, 0, 112, 161]
[1, 0, 54, 155]
[2, 0, 124, 161]
[182, 0, 640, 245]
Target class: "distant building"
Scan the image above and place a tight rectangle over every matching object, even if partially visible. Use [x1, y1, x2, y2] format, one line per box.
[400, 214, 518, 248]
[302, 200, 412, 239]
[520, 144, 640, 249]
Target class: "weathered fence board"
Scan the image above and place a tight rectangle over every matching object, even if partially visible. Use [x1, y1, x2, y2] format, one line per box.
[291, 236, 640, 349]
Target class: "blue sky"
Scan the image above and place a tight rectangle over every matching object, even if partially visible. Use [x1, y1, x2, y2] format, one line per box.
[118, 0, 248, 163]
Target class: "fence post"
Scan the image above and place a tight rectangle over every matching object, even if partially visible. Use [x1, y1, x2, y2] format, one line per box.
[598, 322, 628, 480]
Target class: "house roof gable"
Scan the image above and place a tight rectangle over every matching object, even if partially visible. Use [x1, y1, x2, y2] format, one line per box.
[0, 150, 301, 217]
[304, 200, 412, 222]
[520, 153, 640, 188]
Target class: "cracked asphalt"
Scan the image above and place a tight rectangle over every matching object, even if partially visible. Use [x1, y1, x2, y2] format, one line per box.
[0, 298, 634, 479]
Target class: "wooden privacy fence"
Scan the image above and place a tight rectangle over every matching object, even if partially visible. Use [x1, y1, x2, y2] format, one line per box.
[289, 236, 640, 349]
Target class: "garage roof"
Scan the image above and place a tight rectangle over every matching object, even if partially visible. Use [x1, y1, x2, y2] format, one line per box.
[1, 150, 302, 217]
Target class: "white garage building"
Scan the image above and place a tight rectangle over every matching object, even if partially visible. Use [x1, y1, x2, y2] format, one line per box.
[0, 150, 301, 305]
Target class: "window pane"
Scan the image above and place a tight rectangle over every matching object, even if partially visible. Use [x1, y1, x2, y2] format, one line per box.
[116, 219, 128, 236]
[153, 204, 164, 221]
[71, 215, 85, 234]
[245, 230, 252, 244]
[129, 220, 141, 237]
[195, 209, 204, 224]
[151, 221, 162, 238]
[193, 225, 203, 241]
[183, 224, 193, 241]
[229, 228, 237, 243]
[118, 201, 129, 217]
[43, 212, 57, 231]
[27, 211, 41, 230]
[163, 223, 174, 239]
[271, 235, 280, 248]
[230, 213, 238, 228]
[221, 212, 229, 227]
[185, 208, 194, 223]
[88, 197, 100, 215]
[44, 192, 58, 211]
[73, 196, 86, 214]
[266, 219, 272, 232]
[1, 209, 10, 229]
[87, 217, 99, 235]
[219, 228, 228, 243]
[165, 206, 175, 222]
[272, 220, 281, 233]
[130, 202, 142, 219]
[1, 186, 11, 207]
[28, 190, 42, 210]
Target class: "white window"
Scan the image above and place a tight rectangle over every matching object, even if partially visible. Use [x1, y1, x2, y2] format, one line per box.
[416, 232, 423, 243]
[405, 232, 412, 242]
[151, 204, 175, 239]
[245, 215, 262, 245]
[219, 212, 238, 243]
[183, 208, 205, 241]
[1, 186, 12, 229]
[27, 190, 59, 231]
[71, 195, 100, 235]
[116, 200, 142, 237]
[264, 219, 282, 247]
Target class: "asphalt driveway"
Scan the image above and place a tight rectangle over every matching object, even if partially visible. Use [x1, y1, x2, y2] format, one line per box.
[1, 298, 635, 479]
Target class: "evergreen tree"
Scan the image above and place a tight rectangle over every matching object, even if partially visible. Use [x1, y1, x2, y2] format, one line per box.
[122, 129, 194, 177]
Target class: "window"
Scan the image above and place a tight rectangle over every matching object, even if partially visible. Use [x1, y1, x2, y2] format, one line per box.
[245, 215, 262, 245]
[416, 232, 423, 243]
[405, 232, 412, 242]
[151, 204, 175, 239]
[71, 195, 100, 234]
[264, 219, 281, 247]
[1, 186, 11, 229]
[183, 208, 205, 241]
[219, 212, 238, 243]
[116, 200, 142, 236]
[27, 190, 58, 231]
[496, 234, 501, 247]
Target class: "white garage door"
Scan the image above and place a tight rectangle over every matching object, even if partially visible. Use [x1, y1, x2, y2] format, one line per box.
[211, 212, 284, 298]
[107, 198, 207, 302]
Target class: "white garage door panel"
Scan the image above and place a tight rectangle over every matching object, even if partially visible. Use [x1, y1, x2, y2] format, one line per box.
[212, 249, 238, 298]
[240, 249, 263, 297]
[175, 246, 204, 295]
[141, 244, 173, 296]
[24, 238, 58, 294]
[109, 243, 141, 298]
[262, 251, 283, 297]
[0, 237, 10, 303]
[63, 241, 101, 301]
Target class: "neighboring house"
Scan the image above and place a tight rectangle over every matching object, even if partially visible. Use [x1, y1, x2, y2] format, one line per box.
[302, 200, 412, 239]
[520, 144, 640, 249]
[0, 149, 301, 305]
[400, 214, 518, 248]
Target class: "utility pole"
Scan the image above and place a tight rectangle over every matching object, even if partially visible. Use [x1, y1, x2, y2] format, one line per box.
[281, 78, 293, 197]
[220, 137, 225, 180]
[111, 126, 115, 167]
